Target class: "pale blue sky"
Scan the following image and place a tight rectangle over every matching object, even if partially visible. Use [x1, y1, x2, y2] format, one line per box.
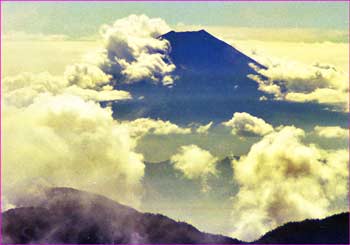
[3, 2, 349, 37]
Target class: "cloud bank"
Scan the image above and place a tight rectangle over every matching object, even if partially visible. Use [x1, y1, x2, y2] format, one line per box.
[3, 72, 131, 105]
[230, 126, 348, 241]
[223, 112, 273, 138]
[248, 60, 349, 111]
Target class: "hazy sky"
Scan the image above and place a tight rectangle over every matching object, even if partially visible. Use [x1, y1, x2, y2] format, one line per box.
[3, 2, 349, 38]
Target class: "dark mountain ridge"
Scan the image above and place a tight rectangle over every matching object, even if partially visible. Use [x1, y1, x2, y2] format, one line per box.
[3, 187, 349, 244]
[2, 188, 241, 244]
[255, 212, 349, 244]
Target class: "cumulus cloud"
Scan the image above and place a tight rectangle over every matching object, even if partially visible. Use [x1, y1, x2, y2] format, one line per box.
[248, 59, 349, 111]
[124, 118, 191, 138]
[196, 121, 213, 134]
[170, 145, 218, 192]
[98, 15, 176, 86]
[230, 126, 348, 241]
[3, 94, 144, 208]
[314, 126, 348, 139]
[64, 63, 112, 89]
[222, 112, 273, 138]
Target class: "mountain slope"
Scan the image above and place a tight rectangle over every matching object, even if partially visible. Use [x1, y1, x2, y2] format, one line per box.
[161, 30, 263, 76]
[112, 30, 266, 123]
[2, 188, 241, 244]
[111, 30, 347, 126]
[118, 30, 264, 95]
[254, 212, 349, 244]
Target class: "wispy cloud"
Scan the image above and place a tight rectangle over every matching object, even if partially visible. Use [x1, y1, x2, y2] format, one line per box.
[196, 121, 213, 135]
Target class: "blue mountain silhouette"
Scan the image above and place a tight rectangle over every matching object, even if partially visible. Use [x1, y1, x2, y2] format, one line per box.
[111, 30, 346, 127]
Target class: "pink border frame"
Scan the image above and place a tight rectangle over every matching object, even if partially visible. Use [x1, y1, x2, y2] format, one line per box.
[0, 0, 348, 2]
[0, 1, 349, 245]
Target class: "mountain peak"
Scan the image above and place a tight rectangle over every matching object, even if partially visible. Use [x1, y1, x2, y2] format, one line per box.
[160, 28, 263, 76]
[197, 29, 213, 36]
[115, 29, 266, 123]
[162, 29, 214, 40]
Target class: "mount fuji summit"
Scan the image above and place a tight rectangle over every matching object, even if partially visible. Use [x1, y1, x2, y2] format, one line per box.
[111, 30, 346, 127]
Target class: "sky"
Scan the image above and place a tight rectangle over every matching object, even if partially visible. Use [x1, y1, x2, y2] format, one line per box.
[3, 2, 349, 38]
[2, 2, 349, 242]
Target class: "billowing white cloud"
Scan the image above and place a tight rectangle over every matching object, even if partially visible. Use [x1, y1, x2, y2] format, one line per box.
[2, 72, 68, 107]
[248, 59, 349, 111]
[3, 94, 145, 208]
[64, 63, 111, 89]
[124, 118, 191, 138]
[2, 67, 189, 209]
[314, 126, 348, 139]
[2, 53, 133, 209]
[2, 15, 184, 209]
[196, 121, 213, 134]
[98, 14, 176, 85]
[170, 145, 218, 192]
[223, 112, 273, 137]
[230, 126, 348, 241]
